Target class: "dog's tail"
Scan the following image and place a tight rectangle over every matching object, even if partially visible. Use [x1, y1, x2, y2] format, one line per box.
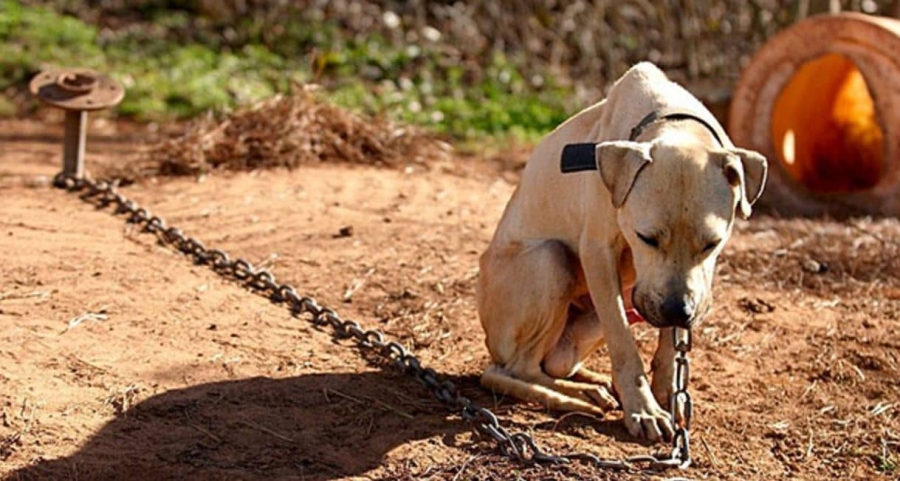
[481, 364, 607, 415]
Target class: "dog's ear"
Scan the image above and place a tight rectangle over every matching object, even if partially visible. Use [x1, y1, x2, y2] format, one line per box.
[596, 141, 652, 208]
[721, 148, 768, 219]
[559, 141, 651, 207]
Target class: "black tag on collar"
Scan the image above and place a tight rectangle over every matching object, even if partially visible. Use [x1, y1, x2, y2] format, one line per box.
[560, 143, 599, 173]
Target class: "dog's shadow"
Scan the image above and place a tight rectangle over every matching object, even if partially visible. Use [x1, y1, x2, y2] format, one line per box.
[10, 371, 482, 481]
[10, 366, 654, 481]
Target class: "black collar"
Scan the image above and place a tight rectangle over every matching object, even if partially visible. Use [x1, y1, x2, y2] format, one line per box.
[560, 109, 725, 173]
[629, 110, 724, 146]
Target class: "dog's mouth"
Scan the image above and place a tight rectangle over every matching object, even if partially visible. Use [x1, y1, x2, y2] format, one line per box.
[625, 308, 646, 325]
[622, 284, 646, 325]
[618, 248, 646, 325]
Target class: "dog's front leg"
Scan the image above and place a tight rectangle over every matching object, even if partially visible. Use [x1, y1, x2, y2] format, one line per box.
[581, 242, 674, 442]
[652, 328, 691, 426]
[651, 328, 676, 411]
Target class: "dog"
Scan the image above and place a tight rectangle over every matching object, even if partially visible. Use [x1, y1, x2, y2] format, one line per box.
[476, 62, 767, 441]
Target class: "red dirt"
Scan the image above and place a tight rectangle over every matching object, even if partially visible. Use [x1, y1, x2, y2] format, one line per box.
[1, 118, 898, 480]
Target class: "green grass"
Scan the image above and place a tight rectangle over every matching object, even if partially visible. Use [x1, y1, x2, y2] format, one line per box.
[0, 1, 575, 139]
[0, 1, 104, 80]
[877, 444, 897, 474]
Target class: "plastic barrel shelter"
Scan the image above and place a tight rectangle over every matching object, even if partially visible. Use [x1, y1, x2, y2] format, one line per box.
[730, 12, 900, 216]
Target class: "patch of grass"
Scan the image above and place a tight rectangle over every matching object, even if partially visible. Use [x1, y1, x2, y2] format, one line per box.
[0, 1, 575, 138]
[109, 43, 300, 120]
[0, 1, 306, 120]
[0, 96, 16, 117]
[876, 441, 897, 474]
[0, 1, 104, 83]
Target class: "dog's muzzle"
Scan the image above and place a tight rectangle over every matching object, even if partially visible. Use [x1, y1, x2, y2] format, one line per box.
[634, 287, 704, 329]
[660, 295, 696, 329]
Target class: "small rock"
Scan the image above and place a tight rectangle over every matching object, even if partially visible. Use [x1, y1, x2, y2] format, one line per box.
[382, 11, 400, 29]
[738, 297, 776, 314]
[801, 258, 825, 273]
[25, 175, 50, 188]
[337, 226, 353, 238]
[421, 26, 441, 42]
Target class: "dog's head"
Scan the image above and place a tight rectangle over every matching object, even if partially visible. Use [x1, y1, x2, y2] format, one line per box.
[564, 131, 767, 328]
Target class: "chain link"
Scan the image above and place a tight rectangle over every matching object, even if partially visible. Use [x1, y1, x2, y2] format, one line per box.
[55, 172, 692, 472]
[670, 327, 693, 468]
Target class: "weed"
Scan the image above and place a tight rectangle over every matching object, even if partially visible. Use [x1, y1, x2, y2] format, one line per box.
[0, 2, 576, 138]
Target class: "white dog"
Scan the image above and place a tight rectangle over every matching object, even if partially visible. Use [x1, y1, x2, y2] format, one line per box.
[477, 62, 766, 441]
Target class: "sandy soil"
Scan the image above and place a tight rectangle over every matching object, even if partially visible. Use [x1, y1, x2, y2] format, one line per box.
[0, 118, 898, 480]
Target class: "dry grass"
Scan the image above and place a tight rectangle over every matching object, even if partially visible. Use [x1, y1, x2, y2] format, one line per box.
[0, 398, 38, 462]
[102, 384, 140, 416]
[721, 216, 900, 300]
[115, 86, 453, 180]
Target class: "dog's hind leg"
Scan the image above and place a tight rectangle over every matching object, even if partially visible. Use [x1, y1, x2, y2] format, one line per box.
[481, 364, 613, 415]
[542, 309, 618, 408]
[477, 239, 616, 413]
[478, 239, 574, 373]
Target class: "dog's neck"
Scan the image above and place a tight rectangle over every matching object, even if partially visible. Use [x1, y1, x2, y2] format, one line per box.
[629, 110, 725, 146]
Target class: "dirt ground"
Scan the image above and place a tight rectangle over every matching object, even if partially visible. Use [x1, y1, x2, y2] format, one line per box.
[1, 117, 898, 481]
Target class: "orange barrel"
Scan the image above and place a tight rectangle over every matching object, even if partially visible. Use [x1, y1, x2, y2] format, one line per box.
[729, 13, 900, 216]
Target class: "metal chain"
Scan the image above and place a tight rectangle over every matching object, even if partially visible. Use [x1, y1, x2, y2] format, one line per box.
[671, 328, 693, 468]
[54, 173, 692, 472]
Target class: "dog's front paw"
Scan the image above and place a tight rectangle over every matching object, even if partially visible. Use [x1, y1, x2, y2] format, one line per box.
[623, 400, 674, 442]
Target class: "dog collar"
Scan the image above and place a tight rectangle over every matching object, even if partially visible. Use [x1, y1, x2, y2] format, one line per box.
[560, 109, 725, 173]
[629, 110, 724, 146]
[626, 308, 645, 325]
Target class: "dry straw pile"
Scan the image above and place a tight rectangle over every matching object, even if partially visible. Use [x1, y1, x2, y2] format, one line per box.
[133, 87, 452, 178]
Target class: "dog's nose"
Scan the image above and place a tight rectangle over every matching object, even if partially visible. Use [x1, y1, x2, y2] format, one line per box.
[661, 296, 695, 328]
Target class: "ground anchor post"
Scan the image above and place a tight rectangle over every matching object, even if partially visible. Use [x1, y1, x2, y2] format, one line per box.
[28, 68, 125, 186]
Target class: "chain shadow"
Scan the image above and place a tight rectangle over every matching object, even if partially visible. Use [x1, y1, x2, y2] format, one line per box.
[9, 371, 479, 481]
[532, 411, 663, 447]
[340, 343, 657, 449]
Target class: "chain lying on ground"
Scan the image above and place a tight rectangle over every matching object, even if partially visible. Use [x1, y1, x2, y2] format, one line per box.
[55, 173, 692, 471]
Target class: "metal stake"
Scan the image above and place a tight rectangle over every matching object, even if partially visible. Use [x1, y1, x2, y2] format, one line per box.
[28, 68, 125, 186]
[62, 110, 88, 180]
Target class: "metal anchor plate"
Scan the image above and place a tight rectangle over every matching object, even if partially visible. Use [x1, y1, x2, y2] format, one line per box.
[29, 68, 125, 111]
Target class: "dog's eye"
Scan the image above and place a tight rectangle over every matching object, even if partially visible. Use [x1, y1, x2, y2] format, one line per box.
[636, 232, 659, 248]
[702, 239, 721, 254]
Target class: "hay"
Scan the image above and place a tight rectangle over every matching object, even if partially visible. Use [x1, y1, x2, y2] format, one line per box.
[719, 216, 900, 302]
[129, 86, 452, 179]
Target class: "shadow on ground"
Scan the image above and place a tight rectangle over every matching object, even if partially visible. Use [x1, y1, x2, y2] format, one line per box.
[10, 371, 478, 481]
